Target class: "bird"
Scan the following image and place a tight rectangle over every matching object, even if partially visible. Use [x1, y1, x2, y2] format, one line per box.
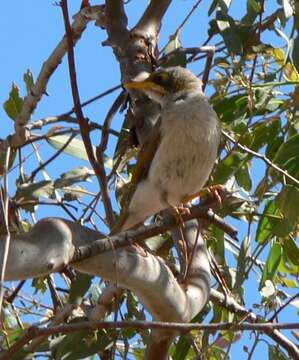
[111, 66, 221, 234]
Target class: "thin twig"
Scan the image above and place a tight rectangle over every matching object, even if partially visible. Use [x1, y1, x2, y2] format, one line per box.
[61, 0, 115, 228]
[0, 146, 11, 314]
[28, 132, 76, 182]
[1, 319, 299, 360]
[57, 84, 122, 119]
[222, 130, 299, 186]
[99, 91, 127, 153]
[268, 292, 299, 322]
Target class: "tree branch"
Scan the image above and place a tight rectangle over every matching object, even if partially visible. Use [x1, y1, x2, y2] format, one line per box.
[71, 205, 237, 264]
[222, 130, 299, 186]
[1, 217, 210, 359]
[134, 0, 172, 36]
[61, 0, 115, 228]
[8, 5, 105, 148]
[210, 289, 299, 359]
[2, 319, 299, 360]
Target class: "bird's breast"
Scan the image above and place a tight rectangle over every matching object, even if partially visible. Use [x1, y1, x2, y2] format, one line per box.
[148, 95, 220, 206]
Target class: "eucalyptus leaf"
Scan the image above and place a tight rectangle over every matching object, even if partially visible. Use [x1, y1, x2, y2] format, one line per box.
[259, 243, 282, 289]
[23, 69, 34, 94]
[16, 180, 54, 201]
[47, 135, 113, 168]
[54, 167, 94, 188]
[69, 273, 92, 305]
[3, 83, 24, 120]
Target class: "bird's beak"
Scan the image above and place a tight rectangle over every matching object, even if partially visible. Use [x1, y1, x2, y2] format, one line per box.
[124, 80, 167, 95]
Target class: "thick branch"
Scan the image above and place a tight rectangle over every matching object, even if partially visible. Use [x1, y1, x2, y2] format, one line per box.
[71, 205, 237, 263]
[1, 217, 210, 328]
[134, 0, 172, 36]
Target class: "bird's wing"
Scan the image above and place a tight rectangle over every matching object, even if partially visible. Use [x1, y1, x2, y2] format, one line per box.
[111, 116, 162, 234]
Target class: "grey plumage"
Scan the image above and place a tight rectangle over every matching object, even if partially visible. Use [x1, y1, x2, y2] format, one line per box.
[113, 67, 221, 233]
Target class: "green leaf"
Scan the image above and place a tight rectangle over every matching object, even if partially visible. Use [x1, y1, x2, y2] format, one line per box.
[256, 200, 282, 244]
[235, 163, 252, 191]
[54, 167, 94, 188]
[268, 344, 289, 360]
[292, 32, 299, 73]
[23, 69, 34, 94]
[32, 277, 47, 294]
[3, 83, 24, 120]
[47, 134, 113, 168]
[272, 133, 299, 179]
[69, 273, 93, 305]
[172, 335, 191, 360]
[274, 185, 299, 237]
[53, 330, 112, 360]
[259, 243, 282, 289]
[250, 119, 281, 151]
[216, 11, 242, 54]
[233, 236, 250, 296]
[162, 34, 187, 68]
[282, 237, 299, 266]
[213, 152, 246, 184]
[0, 144, 17, 176]
[247, 0, 261, 13]
[212, 93, 248, 123]
[16, 180, 54, 201]
[62, 185, 90, 201]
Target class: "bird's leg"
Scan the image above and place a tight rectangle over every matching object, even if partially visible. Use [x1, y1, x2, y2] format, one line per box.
[169, 205, 190, 282]
[182, 184, 226, 206]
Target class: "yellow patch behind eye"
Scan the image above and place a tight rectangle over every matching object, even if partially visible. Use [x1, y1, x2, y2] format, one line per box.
[150, 71, 170, 84]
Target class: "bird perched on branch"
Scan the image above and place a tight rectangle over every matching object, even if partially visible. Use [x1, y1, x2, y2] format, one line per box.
[111, 66, 221, 234]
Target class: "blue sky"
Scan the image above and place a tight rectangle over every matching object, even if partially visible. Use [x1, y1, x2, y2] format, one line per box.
[1, 1, 298, 359]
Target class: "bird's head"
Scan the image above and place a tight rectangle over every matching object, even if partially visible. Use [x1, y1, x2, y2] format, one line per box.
[124, 67, 203, 106]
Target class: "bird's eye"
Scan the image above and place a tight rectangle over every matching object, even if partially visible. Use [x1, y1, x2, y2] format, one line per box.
[152, 72, 168, 84]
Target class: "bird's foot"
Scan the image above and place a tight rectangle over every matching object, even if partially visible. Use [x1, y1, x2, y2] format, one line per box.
[182, 184, 226, 206]
[170, 205, 191, 228]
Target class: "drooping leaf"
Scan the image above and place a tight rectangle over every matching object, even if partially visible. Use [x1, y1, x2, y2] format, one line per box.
[52, 330, 112, 360]
[3, 83, 24, 120]
[233, 236, 250, 297]
[54, 167, 94, 188]
[212, 93, 248, 123]
[272, 133, 299, 179]
[216, 11, 243, 54]
[273, 185, 299, 237]
[0, 143, 17, 176]
[292, 32, 299, 73]
[282, 236, 299, 266]
[213, 152, 246, 185]
[259, 243, 282, 289]
[256, 200, 282, 244]
[162, 33, 187, 68]
[268, 344, 289, 360]
[16, 180, 54, 201]
[235, 162, 252, 191]
[69, 273, 93, 305]
[47, 134, 113, 168]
